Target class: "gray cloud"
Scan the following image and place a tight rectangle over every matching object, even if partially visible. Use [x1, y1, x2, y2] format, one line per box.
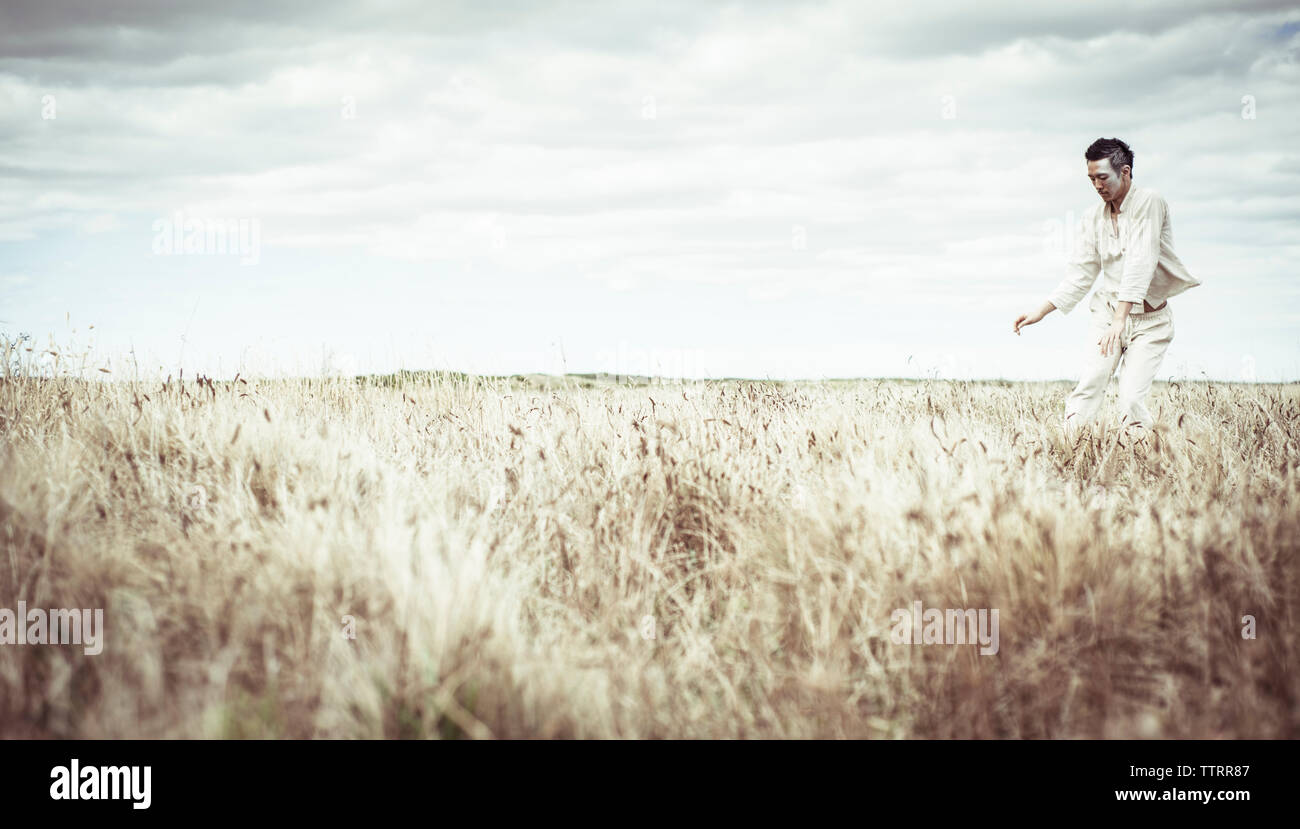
[1, 0, 1298, 379]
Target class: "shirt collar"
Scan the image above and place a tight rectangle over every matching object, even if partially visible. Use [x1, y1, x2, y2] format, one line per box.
[1110, 183, 1138, 215]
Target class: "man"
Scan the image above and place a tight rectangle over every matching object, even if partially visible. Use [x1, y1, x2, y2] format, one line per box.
[1013, 137, 1201, 436]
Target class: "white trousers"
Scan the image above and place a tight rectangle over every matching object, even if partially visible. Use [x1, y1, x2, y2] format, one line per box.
[1063, 302, 1174, 434]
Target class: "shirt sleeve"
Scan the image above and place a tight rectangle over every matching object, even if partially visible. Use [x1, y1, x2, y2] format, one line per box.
[1116, 193, 1165, 305]
[1047, 212, 1101, 315]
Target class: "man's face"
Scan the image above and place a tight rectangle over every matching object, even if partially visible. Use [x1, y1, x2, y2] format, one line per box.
[1087, 158, 1129, 204]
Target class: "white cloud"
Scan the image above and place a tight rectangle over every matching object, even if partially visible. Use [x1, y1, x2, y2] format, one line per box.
[0, 1, 1297, 379]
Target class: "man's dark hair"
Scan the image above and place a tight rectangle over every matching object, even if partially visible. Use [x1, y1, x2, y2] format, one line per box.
[1085, 137, 1134, 179]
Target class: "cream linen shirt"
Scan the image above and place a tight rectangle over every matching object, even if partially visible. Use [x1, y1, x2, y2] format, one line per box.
[1048, 184, 1201, 315]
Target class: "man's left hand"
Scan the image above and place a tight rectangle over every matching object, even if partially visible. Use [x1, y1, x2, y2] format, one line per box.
[1098, 321, 1126, 357]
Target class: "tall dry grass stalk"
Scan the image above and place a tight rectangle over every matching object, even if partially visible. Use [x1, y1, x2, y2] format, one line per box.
[1, 344, 1297, 737]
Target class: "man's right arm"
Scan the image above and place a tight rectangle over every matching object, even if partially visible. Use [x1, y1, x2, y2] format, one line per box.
[1046, 211, 1101, 315]
[1014, 299, 1057, 334]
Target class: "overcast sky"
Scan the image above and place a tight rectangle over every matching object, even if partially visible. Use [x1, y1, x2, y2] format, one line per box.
[2, 0, 1298, 381]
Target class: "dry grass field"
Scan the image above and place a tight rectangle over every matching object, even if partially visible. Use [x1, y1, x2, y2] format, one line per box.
[2, 345, 1298, 738]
